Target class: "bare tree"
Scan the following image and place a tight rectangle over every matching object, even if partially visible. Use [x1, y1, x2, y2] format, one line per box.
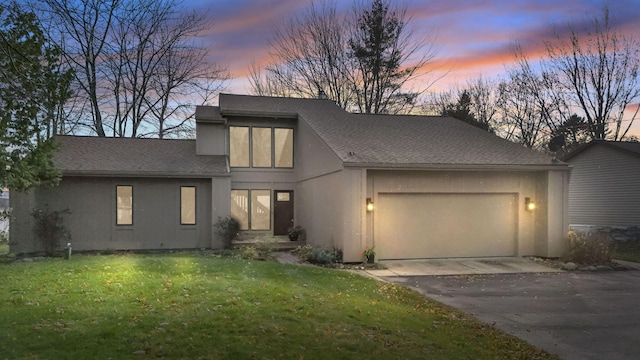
[250, 0, 439, 114]
[543, 7, 639, 140]
[251, 1, 353, 108]
[104, 0, 227, 138]
[495, 79, 547, 148]
[39, 0, 120, 137]
[38, 0, 227, 138]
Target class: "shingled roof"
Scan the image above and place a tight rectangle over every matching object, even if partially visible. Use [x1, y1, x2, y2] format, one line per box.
[563, 140, 640, 161]
[53, 136, 227, 177]
[219, 94, 563, 168]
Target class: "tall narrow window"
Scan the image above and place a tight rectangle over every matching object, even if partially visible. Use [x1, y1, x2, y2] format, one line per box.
[181, 187, 196, 225]
[231, 190, 249, 230]
[252, 127, 272, 167]
[116, 185, 133, 225]
[251, 190, 271, 230]
[274, 128, 293, 168]
[229, 126, 249, 167]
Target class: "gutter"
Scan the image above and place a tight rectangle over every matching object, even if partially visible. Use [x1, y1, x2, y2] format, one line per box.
[342, 162, 571, 172]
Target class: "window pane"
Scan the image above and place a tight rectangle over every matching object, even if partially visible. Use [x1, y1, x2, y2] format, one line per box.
[229, 126, 249, 167]
[231, 190, 249, 230]
[251, 190, 271, 230]
[274, 128, 293, 168]
[252, 127, 272, 167]
[116, 186, 133, 225]
[181, 187, 196, 225]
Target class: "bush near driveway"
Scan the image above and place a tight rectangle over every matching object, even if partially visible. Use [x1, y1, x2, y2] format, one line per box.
[0, 254, 558, 359]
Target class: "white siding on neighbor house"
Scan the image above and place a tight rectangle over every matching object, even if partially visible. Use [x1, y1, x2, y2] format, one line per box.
[568, 145, 640, 227]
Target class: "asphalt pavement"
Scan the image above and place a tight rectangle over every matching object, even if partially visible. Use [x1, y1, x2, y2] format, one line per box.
[378, 268, 640, 360]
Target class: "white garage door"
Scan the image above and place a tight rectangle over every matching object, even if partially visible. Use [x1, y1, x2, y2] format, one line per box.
[376, 193, 517, 259]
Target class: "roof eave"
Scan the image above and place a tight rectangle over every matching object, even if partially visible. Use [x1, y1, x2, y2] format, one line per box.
[221, 109, 298, 119]
[61, 170, 231, 178]
[343, 162, 571, 171]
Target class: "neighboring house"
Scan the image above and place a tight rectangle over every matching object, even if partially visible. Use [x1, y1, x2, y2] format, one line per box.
[10, 94, 571, 261]
[563, 140, 640, 240]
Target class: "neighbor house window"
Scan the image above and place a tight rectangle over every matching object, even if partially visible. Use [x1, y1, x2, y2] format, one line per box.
[229, 126, 293, 168]
[230, 190, 271, 231]
[229, 126, 249, 167]
[180, 187, 196, 225]
[116, 185, 133, 225]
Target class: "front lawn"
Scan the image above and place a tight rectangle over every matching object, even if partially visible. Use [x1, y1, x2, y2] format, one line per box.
[0, 254, 557, 359]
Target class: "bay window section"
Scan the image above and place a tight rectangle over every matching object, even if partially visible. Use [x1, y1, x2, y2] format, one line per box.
[229, 126, 249, 167]
[180, 187, 196, 225]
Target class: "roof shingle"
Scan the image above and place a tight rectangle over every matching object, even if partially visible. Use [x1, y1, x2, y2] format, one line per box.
[53, 136, 227, 177]
[219, 94, 561, 167]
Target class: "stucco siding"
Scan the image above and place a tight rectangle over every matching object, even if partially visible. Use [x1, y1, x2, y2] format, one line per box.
[295, 115, 343, 181]
[11, 177, 213, 254]
[296, 170, 344, 252]
[568, 145, 640, 227]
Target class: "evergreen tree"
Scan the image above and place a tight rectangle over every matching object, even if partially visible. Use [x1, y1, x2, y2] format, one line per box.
[0, 3, 72, 191]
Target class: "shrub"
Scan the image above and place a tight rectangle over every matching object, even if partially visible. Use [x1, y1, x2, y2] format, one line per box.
[564, 230, 611, 266]
[214, 216, 240, 249]
[254, 236, 277, 260]
[237, 246, 260, 260]
[307, 247, 336, 265]
[31, 206, 71, 257]
[293, 244, 313, 260]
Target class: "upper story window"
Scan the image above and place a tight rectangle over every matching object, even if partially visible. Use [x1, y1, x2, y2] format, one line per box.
[229, 126, 293, 168]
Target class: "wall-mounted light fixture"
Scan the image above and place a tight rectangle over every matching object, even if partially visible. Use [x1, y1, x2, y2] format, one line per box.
[525, 197, 536, 211]
[366, 198, 374, 212]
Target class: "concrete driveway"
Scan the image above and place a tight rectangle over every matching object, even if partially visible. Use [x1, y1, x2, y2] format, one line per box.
[373, 261, 640, 360]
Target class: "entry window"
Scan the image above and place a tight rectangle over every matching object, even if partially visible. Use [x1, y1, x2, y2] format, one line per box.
[229, 126, 293, 168]
[180, 187, 196, 225]
[116, 185, 133, 225]
[251, 190, 271, 230]
[230, 190, 271, 231]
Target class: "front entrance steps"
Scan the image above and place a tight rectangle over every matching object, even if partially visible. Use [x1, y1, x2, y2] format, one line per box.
[233, 236, 306, 251]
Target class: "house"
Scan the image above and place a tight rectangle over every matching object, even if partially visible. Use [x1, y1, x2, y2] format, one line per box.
[10, 94, 571, 261]
[563, 140, 640, 240]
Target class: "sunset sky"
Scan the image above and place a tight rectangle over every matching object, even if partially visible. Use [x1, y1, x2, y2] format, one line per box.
[191, 0, 640, 93]
[189, 0, 640, 135]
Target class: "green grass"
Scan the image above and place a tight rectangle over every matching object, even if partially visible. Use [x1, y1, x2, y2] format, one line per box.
[0, 254, 557, 359]
[611, 241, 640, 263]
[0, 243, 8, 254]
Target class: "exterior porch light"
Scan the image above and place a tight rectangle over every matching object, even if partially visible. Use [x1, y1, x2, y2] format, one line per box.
[525, 197, 536, 211]
[366, 198, 374, 212]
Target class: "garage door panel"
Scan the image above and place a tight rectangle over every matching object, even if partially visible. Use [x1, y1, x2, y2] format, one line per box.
[377, 193, 516, 259]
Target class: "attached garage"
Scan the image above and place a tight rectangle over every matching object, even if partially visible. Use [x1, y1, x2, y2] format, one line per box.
[376, 192, 517, 259]
[366, 170, 551, 260]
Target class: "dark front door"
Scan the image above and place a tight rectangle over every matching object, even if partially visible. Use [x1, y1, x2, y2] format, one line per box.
[273, 190, 294, 235]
